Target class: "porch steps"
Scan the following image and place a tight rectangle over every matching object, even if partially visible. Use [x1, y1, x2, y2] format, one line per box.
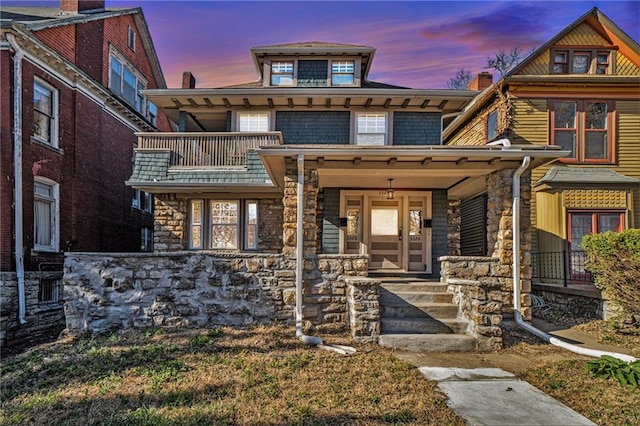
[378, 279, 477, 352]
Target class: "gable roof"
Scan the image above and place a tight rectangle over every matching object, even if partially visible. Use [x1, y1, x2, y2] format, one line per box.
[507, 7, 640, 77]
[443, 7, 640, 142]
[1, 5, 166, 89]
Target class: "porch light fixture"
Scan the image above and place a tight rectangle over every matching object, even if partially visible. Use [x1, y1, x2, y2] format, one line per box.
[386, 178, 395, 200]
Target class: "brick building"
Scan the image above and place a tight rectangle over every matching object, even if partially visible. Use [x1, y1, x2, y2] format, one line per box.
[1, 0, 172, 346]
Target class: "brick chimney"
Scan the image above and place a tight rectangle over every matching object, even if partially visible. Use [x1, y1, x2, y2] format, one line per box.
[60, 0, 105, 14]
[466, 72, 493, 91]
[182, 72, 196, 89]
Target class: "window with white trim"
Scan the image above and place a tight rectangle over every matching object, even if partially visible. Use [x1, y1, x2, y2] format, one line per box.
[127, 26, 136, 51]
[271, 61, 294, 86]
[109, 51, 149, 116]
[238, 112, 270, 132]
[33, 79, 58, 147]
[34, 178, 59, 252]
[331, 60, 355, 85]
[189, 200, 258, 250]
[147, 102, 158, 126]
[356, 113, 387, 145]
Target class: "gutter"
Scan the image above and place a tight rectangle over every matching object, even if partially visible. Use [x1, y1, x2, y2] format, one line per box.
[511, 155, 636, 363]
[7, 33, 26, 324]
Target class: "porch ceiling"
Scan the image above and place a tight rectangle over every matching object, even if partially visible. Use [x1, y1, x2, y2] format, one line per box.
[257, 145, 569, 199]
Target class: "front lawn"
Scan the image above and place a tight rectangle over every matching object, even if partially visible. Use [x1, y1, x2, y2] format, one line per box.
[0, 326, 463, 425]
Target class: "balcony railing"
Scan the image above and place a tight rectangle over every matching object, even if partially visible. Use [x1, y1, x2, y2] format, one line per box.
[532, 250, 595, 286]
[137, 132, 283, 168]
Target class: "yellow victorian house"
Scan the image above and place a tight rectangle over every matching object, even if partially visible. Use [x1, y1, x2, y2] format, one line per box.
[444, 8, 639, 308]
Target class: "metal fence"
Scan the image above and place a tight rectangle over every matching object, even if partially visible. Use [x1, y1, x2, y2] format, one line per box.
[531, 250, 595, 286]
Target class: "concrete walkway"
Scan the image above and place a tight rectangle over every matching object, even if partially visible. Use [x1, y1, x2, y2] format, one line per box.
[393, 319, 637, 425]
[419, 366, 596, 425]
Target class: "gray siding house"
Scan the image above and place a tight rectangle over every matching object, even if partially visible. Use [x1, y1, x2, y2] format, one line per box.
[66, 42, 567, 351]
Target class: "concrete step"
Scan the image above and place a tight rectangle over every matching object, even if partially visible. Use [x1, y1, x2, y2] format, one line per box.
[381, 302, 459, 319]
[380, 289, 453, 304]
[381, 318, 469, 334]
[379, 333, 477, 352]
[380, 282, 448, 293]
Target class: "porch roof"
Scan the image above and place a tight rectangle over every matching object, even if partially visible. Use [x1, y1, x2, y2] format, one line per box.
[258, 144, 569, 199]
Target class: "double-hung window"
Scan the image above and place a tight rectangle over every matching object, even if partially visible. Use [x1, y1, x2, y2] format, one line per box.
[33, 79, 58, 147]
[34, 178, 59, 252]
[271, 61, 294, 86]
[189, 200, 258, 250]
[331, 60, 355, 86]
[141, 227, 153, 251]
[356, 113, 387, 145]
[238, 113, 270, 132]
[109, 51, 148, 116]
[551, 100, 614, 163]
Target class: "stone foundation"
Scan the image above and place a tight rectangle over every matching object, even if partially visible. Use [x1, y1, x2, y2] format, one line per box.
[345, 277, 380, 343]
[532, 283, 616, 321]
[1, 271, 66, 347]
[63, 252, 374, 340]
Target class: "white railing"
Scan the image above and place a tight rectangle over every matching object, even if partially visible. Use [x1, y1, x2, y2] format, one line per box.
[137, 132, 282, 167]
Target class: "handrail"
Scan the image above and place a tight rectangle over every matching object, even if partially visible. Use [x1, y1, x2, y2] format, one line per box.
[137, 132, 282, 167]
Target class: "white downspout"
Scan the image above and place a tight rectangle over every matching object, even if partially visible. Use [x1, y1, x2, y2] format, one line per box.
[511, 156, 636, 362]
[7, 33, 27, 325]
[294, 154, 355, 355]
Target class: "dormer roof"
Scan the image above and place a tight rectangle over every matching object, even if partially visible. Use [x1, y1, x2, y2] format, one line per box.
[250, 41, 377, 82]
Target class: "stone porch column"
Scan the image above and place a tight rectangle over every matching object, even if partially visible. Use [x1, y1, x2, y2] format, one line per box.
[282, 164, 319, 257]
[154, 194, 187, 251]
[447, 199, 461, 256]
[486, 168, 532, 320]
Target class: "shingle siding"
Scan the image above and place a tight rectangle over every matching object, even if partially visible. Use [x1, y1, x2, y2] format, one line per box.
[297, 60, 328, 87]
[393, 112, 441, 145]
[431, 189, 448, 276]
[321, 188, 340, 253]
[276, 111, 350, 144]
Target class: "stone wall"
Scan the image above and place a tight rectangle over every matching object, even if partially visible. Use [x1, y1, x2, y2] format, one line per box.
[345, 277, 380, 343]
[1, 271, 65, 347]
[440, 256, 509, 351]
[63, 252, 371, 338]
[532, 283, 616, 321]
[447, 199, 461, 256]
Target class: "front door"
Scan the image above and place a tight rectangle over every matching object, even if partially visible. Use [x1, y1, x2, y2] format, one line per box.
[369, 198, 402, 269]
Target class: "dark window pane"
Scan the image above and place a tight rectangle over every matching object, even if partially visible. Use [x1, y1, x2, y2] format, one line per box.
[554, 102, 576, 128]
[586, 102, 607, 129]
[554, 131, 576, 157]
[585, 132, 607, 158]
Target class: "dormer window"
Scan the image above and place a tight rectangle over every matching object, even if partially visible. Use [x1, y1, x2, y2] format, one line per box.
[331, 60, 355, 85]
[552, 48, 614, 74]
[271, 61, 294, 86]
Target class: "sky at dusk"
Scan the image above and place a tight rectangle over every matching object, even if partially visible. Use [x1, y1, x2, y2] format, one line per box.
[5, 1, 640, 89]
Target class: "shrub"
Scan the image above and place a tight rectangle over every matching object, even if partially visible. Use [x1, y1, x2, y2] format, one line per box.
[582, 229, 640, 319]
[586, 355, 640, 388]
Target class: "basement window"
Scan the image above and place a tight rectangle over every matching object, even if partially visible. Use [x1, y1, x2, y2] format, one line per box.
[39, 278, 62, 304]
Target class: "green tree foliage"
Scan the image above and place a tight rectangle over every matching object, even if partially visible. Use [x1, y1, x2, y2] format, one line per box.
[582, 229, 640, 319]
[446, 68, 472, 89]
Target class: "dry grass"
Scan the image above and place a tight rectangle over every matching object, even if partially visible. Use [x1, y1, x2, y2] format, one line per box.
[0, 325, 463, 426]
[502, 320, 640, 426]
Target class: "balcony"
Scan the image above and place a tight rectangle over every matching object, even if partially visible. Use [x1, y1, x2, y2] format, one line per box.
[136, 132, 283, 168]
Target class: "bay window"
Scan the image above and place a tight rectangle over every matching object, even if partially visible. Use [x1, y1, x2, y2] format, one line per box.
[109, 49, 156, 122]
[189, 200, 259, 250]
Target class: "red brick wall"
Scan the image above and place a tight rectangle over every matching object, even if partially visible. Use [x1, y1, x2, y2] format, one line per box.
[1, 51, 14, 270]
[34, 26, 77, 64]
[76, 20, 105, 82]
